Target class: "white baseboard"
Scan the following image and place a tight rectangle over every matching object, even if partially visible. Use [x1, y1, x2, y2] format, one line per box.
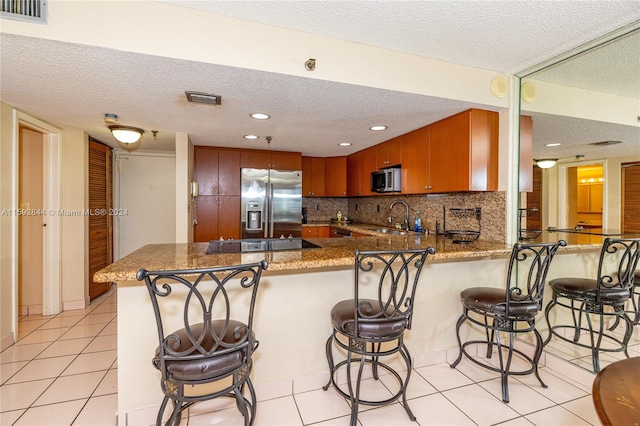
[63, 299, 87, 311]
[1, 332, 16, 352]
[18, 304, 43, 316]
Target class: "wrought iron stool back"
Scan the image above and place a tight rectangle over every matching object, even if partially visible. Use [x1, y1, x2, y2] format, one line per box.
[137, 260, 268, 426]
[544, 237, 640, 372]
[451, 240, 566, 403]
[323, 247, 435, 426]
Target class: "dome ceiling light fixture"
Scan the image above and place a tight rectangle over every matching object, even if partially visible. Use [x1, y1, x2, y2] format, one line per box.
[535, 154, 585, 169]
[104, 113, 145, 144]
[109, 125, 145, 144]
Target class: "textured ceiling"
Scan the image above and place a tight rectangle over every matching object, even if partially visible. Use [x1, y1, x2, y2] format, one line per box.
[1, 1, 639, 160]
[160, 0, 640, 74]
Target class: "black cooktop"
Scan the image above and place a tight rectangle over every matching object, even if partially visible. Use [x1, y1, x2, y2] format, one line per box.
[206, 237, 320, 254]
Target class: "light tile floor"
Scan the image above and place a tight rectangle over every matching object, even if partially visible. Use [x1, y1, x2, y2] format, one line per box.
[1, 286, 638, 425]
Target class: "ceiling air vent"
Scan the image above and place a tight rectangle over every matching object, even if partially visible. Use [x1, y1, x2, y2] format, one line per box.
[185, 91, 221, 105]
[589, 140, 623, 146]
[0, 0, 48, 24]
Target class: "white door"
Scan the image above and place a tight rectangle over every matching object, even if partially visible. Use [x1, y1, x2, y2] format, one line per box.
[115, 153, 176, 259]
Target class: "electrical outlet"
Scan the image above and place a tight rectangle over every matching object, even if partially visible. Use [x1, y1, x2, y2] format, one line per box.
[315, 204, 319, 210]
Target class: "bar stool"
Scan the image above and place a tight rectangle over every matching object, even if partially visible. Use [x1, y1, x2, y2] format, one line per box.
[451, 241, 566, 403]
[323, 248, 434, 426]
[137, 260, 268, 426]
[543, 238, 640, 372]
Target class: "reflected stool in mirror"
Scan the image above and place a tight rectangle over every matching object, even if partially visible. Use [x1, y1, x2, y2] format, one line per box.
[451, 240, 566, 403]
[137, 260, 268, 426]
[630, 270, 640, 325]
[323, 248, 435, 426]
[543, 238, 640, 373]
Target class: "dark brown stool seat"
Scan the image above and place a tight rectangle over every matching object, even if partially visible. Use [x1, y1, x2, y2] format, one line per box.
[451, 241, 566, 403]
[323, 248, 434, 426]
[543, 238, 640, 373]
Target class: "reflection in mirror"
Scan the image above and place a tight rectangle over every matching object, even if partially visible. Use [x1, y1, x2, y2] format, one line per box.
[518, 26, 640, 371]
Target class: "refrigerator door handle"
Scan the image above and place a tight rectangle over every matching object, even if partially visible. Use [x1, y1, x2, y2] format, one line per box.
[269, 183, 275, 238]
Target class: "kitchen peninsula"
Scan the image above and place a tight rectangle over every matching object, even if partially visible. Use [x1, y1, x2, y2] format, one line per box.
[96, 228, 606, 422]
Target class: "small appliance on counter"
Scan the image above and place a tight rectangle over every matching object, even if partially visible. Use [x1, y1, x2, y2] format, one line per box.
[302, 207, 308, 224]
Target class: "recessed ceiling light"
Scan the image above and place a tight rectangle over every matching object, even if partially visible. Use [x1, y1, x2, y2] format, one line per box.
[370, 125, 387, 131]
[250, 113, 270, 120]
[244, 135, 259, 140]
[339, 142, 352, 146]
[545, 143, 561, 147]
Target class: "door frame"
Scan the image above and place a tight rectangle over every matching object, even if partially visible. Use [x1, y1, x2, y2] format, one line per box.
[12, 110, 62, 333]
[557, 159, 607, 229]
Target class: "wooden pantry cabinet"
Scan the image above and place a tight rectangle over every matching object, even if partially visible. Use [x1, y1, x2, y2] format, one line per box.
[193, 147, 241, 242]
[302, 156, 326, 197]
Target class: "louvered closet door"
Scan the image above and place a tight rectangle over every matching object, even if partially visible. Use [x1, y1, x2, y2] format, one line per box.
[88, 140, 113, 300]
[622, 162, 640, 233]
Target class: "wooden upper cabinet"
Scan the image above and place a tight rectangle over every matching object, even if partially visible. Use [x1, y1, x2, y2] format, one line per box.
[347, 151, 361, 196]
[376, 138, 402, 169]
[360, 147, 377, 196]
[348, 147, 377, 196]
[240, 150, 302, 170]
[401, 127, 430, 194]
[519, 115, 534, 193]
[428, 109, 498, 193]
[194, 147, 240, 196]
[324, 156, 347, 197]
[273, 152, 302, 170]
[218, 149, 240, 195]
[193, 147, 219, 196]
[302, 156, 326, 197]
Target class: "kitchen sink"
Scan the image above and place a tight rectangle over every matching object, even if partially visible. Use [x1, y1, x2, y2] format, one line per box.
[372, 228, 409, 235]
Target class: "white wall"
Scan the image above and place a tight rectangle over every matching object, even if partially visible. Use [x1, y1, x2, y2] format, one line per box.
[61, 130, 89, 310]
[0, 104, 88, 349]
[175, 133, 193, 243]
[1, 102, 17, 350]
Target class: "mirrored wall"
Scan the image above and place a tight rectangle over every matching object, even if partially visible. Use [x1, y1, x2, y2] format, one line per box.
[518, 24, 640, 369]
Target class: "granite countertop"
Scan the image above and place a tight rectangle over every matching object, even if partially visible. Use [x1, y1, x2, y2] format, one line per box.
[94, 223, 605, 283]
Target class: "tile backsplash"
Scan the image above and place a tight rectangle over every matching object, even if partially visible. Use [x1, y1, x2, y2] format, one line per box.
[303, 192, 506, 242]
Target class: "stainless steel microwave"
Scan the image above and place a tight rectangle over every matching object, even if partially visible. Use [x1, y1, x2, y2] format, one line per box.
[371, 168, 401, 192]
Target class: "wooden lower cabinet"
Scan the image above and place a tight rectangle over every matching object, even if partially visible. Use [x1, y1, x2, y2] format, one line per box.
[194, 195, 240, 241]
[302, 225, 331, 238]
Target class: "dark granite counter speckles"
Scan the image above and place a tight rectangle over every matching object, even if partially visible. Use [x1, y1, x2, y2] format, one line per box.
[94, 225, 603, 284]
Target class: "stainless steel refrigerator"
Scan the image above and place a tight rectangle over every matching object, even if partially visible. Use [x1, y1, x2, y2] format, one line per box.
[241, 168, 302, 239]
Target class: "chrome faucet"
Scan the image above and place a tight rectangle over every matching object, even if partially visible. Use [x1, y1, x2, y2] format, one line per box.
[389, 200, 410, 231]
